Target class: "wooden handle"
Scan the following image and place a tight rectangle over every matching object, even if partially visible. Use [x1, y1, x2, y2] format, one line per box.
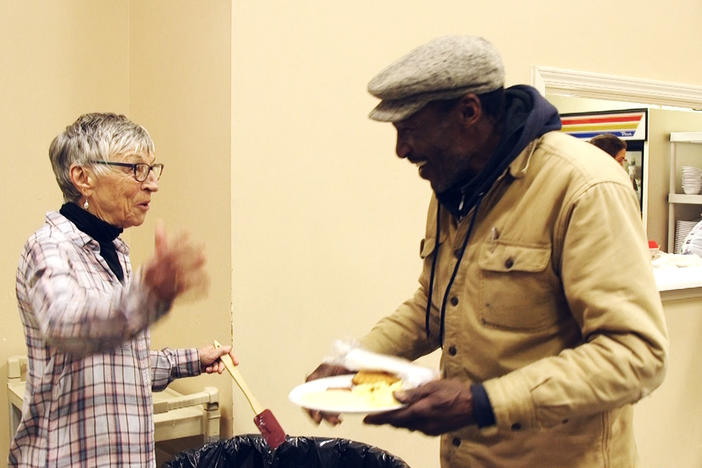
[213, 340, 264, 414]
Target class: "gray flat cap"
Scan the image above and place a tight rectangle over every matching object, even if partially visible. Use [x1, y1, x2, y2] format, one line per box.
[368, 35, 505, 122]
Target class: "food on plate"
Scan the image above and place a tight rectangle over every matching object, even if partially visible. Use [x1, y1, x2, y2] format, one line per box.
[351, 369, 401, 386]
[351, 379, 403, 407]
[299, 370, 404, 411]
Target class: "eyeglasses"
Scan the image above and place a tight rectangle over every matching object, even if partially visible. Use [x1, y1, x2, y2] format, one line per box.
[90, 160, 164, 182]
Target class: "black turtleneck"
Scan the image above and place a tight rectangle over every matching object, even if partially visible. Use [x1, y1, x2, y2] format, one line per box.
[60, 202, 125, 282]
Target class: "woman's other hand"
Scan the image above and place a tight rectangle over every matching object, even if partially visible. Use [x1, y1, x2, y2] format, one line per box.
[198, 343, 238, 374]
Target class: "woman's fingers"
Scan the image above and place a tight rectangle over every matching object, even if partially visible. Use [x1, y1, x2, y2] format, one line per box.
[153, 220, 167, 259]
[145, 226, 208, 302]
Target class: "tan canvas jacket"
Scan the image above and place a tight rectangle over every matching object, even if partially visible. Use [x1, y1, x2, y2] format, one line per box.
[360, 131, 668, 468]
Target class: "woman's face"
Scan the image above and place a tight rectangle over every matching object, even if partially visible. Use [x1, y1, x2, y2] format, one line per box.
[614, 148, 627, 166]
[87, 152, 159, 229]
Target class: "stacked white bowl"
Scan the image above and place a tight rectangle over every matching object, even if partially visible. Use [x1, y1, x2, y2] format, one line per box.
[681, 166, 702, 194]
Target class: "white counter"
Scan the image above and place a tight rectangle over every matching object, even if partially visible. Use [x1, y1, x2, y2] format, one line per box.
[655, 265, 702, 289]
[636, 262, 702, 468]
[652, 255, 702, 300]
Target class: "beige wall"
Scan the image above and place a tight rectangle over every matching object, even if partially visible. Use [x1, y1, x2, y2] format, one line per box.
[636, 290, 702, 468]
[0, 0, 232, 462]
[230, 2, 702, 468]
[127, 0, 234, 460]
[127, 0, 233, 425]
[3, 0, 702, 466]
[0, 0, 130, 460]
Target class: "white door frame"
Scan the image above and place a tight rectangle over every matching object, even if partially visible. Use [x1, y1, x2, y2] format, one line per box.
[531, 66, 702, 110]
[531, 66, 702, 232]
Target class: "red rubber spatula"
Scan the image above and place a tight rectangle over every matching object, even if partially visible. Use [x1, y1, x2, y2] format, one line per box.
[213, 340, 286, 449]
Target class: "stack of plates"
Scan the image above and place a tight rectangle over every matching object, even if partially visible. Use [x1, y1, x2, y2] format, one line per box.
[675, 219, 699, 253]
[681, 220, 702, 256]
[681, 166, 702, 194]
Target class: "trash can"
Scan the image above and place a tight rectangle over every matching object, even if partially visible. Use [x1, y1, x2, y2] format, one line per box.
[163, 434, 410, 468]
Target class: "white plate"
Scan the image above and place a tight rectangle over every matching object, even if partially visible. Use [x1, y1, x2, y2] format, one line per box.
[288, 374, 405, 414]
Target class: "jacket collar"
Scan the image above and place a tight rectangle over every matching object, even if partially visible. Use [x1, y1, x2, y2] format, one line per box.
[507, 137, 542, 180]
[437, 85, 561, 219]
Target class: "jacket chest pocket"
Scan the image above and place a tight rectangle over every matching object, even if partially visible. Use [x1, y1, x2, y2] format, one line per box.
[478, 241, 563, 331]
[420, 237, 438, 259]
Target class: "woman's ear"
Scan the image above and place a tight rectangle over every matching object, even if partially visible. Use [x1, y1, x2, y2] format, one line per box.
[69, 164, 95, 199]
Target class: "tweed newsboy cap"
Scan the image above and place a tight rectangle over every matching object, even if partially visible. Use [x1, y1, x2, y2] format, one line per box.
[367, 35, 505, 122]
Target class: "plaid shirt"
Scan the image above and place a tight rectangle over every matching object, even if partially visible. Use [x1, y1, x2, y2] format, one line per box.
[9, 211, 201, 467]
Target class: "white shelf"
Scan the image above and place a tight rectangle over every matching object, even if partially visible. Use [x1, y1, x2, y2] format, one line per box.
[7, 356, 221, 445]
[669, 193, 702, 204]
[668, 133, 702, 252]
[670, 132, 702, 143]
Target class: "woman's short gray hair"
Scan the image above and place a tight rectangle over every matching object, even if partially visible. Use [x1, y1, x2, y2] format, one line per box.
[49, 113, 155, 202]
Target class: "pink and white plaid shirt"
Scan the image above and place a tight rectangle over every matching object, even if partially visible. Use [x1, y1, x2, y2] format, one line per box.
[9, 211, 201, 467]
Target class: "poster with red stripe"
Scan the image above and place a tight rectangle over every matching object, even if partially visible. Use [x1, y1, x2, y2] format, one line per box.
[559, 108, 647, 140]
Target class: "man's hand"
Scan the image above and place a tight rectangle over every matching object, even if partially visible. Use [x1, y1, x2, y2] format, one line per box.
[303, 363, 353, 426]
[363, 378, 475, 435]
[143, 221, 208, 303]
[198, 344, 238, 374]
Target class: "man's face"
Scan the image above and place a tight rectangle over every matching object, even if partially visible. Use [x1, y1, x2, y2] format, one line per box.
[392, 100, 484, 193]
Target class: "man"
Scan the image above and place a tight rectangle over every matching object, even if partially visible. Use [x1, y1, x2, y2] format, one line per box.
[306, 35, 668, 467]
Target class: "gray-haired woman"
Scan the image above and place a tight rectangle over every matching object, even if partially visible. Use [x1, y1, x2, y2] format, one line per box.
[10, 113, 236, 467]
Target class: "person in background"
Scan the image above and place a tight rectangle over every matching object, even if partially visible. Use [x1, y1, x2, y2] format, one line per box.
[10, 113, 237, 468]
[589, 133, 627, 165]
[304, 35, 668, 467]
[589, 133, 639, 193]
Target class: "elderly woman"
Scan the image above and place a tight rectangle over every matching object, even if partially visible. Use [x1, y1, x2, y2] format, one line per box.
[9, 113, 235, 467]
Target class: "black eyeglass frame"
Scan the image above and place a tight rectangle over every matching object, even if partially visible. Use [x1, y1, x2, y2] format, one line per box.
[89, 160, 164, 182]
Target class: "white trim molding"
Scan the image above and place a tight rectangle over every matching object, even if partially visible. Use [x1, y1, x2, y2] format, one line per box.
[531, 66, 702, 110]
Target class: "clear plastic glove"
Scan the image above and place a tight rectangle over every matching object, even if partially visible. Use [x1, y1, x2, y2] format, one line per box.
[324, 340, 438, 388]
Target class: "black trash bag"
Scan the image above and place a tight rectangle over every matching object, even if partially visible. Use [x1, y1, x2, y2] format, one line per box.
[163, 434, 410, 468]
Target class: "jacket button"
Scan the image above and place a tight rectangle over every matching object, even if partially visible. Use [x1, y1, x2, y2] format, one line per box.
[504, 257, 514, 269]
[452, 437, 461, 447]
[450, 296, 459, 306]
[511, 423, 522, 431]
[448, 345, 457, 356]
[454, 248, 462, 258]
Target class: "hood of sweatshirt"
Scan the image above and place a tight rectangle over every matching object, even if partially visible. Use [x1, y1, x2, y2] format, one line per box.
[437, 84, 562, 218]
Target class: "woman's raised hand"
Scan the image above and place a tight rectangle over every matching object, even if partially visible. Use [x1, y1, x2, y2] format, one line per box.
[143, 221, 209, 303]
